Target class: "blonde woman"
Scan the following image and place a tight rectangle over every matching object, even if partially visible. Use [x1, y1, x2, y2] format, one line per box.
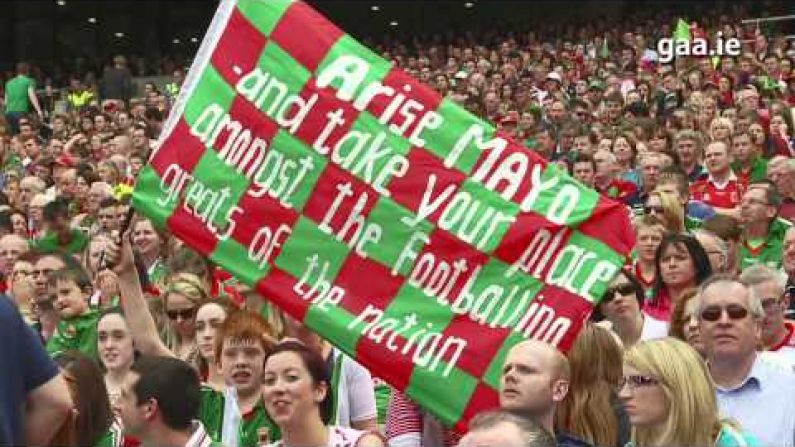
[159, 273, 208, 363]
[709, 117, 734, 144]
[556, 324, 629, 447]
[108, 267, 209, 364]
[644, 190, 686, 234]
[620, 338, 757, 446]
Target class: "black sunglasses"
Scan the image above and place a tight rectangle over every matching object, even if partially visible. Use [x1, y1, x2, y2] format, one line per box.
[602, 283, 637, 303]
[644, 205, 664, 214]
[618, 374, 659, 391]
[166, 308, 196, 321]
[700, 304, 749, 322]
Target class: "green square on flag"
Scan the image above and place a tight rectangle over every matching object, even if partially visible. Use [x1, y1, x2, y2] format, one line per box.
[268, 129, 328, 211]
[550, 231, 624, 303]
[187, 150, 250, 230]
[482, 333, 525, 390]
[445, 180, 520, 253]
[210, 238, 270, 286]
[379, 283, 456, 338]
[133, 166, 180, 230]
[275, 216, 350, 283]
[304, 304, 362, 356]
[419, 98, 494, 175]
[314, 34, 392, 100]
[255, 41, 312, 118]
[406, 361, 478, 425]
[364, 196, 433, 275]
[184, 65, 236, 130]
[526, 164, 598, 227]
[237, 0, 293, 37]
[463, 258, 543, 327]
[345, 111, 412, 189]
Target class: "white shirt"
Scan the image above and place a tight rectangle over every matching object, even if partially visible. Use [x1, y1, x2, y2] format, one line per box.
[268, 426, 369, 447]
[330, 348, 377, 427]
[640, 314, 668, 341]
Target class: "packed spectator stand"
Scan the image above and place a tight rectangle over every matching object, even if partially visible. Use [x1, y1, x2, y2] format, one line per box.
[2, 1, 795, 446]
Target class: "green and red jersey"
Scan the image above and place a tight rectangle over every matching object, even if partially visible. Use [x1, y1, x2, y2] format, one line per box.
[198, 386, 281, 447]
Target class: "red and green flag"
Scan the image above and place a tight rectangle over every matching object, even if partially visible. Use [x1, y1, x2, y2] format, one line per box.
[132, 0, 635, 432]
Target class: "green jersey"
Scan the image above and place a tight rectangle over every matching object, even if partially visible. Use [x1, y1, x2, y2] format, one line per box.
[4, 75, 35, 113]
[739, 218, 792, 270]
[46, 310, 99, 359]
[32, 229, 89, 255]
[733, 157, 768, 185]
[198, 386, 281, 447]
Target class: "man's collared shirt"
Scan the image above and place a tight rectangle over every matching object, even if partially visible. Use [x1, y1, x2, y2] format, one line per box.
[716, 354, 795, 447]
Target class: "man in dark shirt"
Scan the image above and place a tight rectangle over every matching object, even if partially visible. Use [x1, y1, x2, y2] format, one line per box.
[101, 55, 133, 103]
[0, 295, 71, 445]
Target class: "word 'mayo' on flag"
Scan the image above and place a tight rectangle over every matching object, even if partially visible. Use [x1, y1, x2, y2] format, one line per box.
[133, 0, 635, 431]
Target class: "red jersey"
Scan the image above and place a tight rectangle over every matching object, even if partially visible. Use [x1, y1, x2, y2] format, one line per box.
[689, 173, 745, 209]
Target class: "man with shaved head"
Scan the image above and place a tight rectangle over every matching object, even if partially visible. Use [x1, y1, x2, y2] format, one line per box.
[500, 339, 579, 444]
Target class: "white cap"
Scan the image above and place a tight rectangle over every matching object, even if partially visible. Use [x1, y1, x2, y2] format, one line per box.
[545, 71, 562, 83]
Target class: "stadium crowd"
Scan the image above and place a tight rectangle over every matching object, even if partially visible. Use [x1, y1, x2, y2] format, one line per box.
[2, 1, 795, 446]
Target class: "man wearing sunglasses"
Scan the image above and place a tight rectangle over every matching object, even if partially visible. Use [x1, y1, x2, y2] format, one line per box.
[699, 275, 795, 447]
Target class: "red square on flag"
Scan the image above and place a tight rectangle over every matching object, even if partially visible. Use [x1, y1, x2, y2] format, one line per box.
[166, 206, 221, 257]
[438, 315, 512, 378]
[230, 192, 300, 254]
[388, 148, 467, 218]
[492, 212, 569, 268]
[365, 68, 441, 138]
[292, 82, 360, 152]
[256, 267, 312, 322]
[268, 2, 344, 72]
[577, 200, 636, 256]
[333, 254, 405, 317]
[150, 119, 205, 178]
[211, 8, 268, 87]
[302, 163, 380, 234]
[356, 334, 415, 390]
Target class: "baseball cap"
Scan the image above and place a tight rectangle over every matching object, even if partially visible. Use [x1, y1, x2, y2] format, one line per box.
[546, 72, 563, 83]
[499, 111, 519, 125]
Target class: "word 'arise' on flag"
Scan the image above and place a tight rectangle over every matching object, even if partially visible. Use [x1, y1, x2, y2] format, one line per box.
[132, 0, 635, 432]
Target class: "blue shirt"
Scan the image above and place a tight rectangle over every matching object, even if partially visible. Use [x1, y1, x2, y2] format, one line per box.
[0, 295, 59, 445]
[716, 354, 795, 447]
[687, 200, 716, 221]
